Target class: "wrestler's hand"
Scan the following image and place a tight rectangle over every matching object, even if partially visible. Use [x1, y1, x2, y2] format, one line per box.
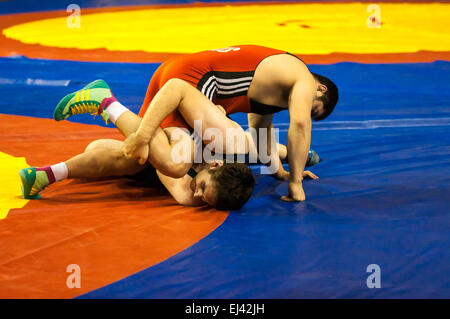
[303, 170, 319, 180]
[281, 181, 306, 202]
[274, 168, 290, 181]
[122, 132, 149, 165]
[275, 170, 318, 181]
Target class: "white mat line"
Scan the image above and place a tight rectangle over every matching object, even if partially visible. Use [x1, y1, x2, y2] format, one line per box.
[0, 77, 71, 87]
[241, 118, 450, 130]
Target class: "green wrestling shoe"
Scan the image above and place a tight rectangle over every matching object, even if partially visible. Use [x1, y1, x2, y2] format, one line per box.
[19, 166, 54, 199]
[53, 79, 115, 124]
[282, 149, 321, 167]
[305, 149, 321, 167]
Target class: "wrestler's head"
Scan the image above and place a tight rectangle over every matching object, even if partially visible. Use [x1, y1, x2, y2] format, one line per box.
[311, 73, 339, 121]
[190, 161, 255, 210]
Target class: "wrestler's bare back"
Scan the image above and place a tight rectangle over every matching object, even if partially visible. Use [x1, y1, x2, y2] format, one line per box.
[247, 53, 313, 109]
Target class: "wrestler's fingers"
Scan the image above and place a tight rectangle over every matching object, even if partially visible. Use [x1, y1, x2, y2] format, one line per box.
[304, 171, 319, 180]
[138, 157, 147, 165]
[138, 153, 148, 165]
[138, 145, 149, 165]
[122, 148, 132, 159]
[281, 195, 296, 202]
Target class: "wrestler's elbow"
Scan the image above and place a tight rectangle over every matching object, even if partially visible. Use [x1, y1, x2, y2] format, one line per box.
[158, 161, 191, 179]
[173, 190, 201, 207]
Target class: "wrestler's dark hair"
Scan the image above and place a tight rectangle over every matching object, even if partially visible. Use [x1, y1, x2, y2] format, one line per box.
[311, 73, 339, 121]
[208, 163, 255, 210]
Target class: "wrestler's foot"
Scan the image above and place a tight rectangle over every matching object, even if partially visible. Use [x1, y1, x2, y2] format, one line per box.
[282, 149, 321, 167]
[306, 149, 320, 167]
[19, 166, 54, 199]
[53, 79, 116, 124]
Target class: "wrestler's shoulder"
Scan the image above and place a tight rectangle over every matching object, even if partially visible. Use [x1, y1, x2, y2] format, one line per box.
[256, 53, 312, 86]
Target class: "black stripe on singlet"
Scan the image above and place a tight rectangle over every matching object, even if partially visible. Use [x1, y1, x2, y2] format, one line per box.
[249, 100, 286, 115]
[215, 71, 254, 99]
[213, 70, 254, 79]
[187, 168, 198, 178]
[197, 70, 255, 100]
[196, 53, 305, 112]
[249, 52, 307, 115]
[196, 71, 215, 94]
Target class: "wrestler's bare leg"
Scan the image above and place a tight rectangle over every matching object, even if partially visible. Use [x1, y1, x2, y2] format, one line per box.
[114, 110, 141, 137]
[196, 102, 288, 160]
[66, 117, 194, 179]
[113, 110, 194, 177]
[66, 139, 143, 178]
[62, 105, 193, 180]
[118, 95, 282, 165]
[20, 128, 194, 200]
[138, 79, 249, 155]
[189, 103, 287, 161]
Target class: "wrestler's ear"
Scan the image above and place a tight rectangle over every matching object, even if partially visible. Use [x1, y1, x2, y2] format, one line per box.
[317, 83, 327, 97]
[210, 160, 224, 169]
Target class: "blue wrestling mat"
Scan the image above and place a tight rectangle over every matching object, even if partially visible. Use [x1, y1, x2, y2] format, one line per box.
[1, 55, 448, 298]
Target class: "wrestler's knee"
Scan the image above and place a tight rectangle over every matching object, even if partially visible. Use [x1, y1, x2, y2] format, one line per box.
[85, 139, 123, 152]
[85, 140, 104, 152]
[110, 149, 144, 175]
[93, 148, 142, 176]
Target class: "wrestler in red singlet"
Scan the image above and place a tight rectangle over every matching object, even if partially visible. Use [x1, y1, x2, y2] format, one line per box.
[138, 45, 295, 129]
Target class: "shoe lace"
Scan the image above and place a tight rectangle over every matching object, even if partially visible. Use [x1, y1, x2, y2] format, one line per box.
[70, 102, 98, 116]
[30, 180, 47, 196]
[30, 186, 44, 196]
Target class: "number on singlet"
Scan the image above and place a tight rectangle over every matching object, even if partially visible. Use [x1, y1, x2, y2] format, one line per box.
[209, 46, 241, 53]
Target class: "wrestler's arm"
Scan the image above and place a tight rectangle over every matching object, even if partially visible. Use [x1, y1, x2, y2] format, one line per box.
[152, 127, 201, 206]
[126, 79, 248, 159]
[282, 79, 314, 202]
[120, 79, 189, 164]
[156, 170, 203, 207]
[247, 113, 288, 179]
[136, 79, 187, 143]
